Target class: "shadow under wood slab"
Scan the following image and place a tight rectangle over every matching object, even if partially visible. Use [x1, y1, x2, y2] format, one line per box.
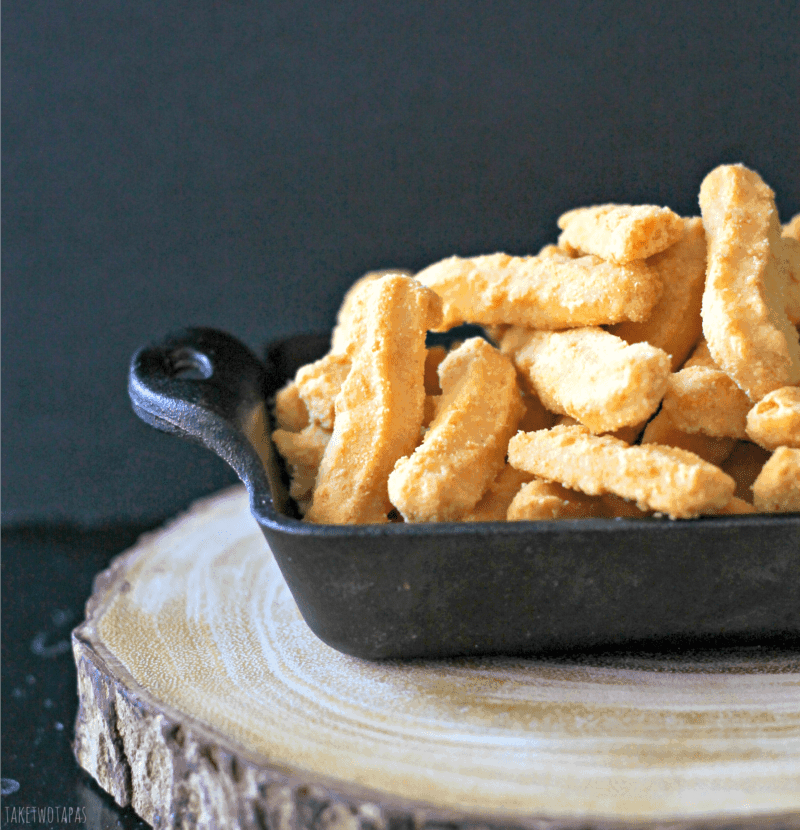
[72, 486, 800, 830]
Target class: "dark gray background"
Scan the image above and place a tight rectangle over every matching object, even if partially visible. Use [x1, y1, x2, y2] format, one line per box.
[4, 0, 799, 524]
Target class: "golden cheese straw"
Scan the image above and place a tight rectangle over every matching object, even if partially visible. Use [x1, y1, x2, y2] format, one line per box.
[273, 381, 309, 432]
[415, 251, 662, 330]
[270, 162, 799, 524]
[557, 204, 684, 263]
[641, 409, 737, 466]
[462, 465, 534, 522]
[388, 337, 523, 522]
[503, 327, 670, 433]
[307, 275, 442, 524]
[699, 164, 800, 400]
[507, 479, 607, 521]
[610, 217, 707, 371]
[295, 352, 351, 430]
[780, 214, 800, 324]
[271, 424, 331, 505]
[752, 447, 800, 512]
[746, 386, 800, 450]
[661, 365, 752, 439]
[508, 425, 735, 519]
[330, 268, 413, 355]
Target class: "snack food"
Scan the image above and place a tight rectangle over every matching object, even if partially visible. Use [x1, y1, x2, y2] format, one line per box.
[609, 217, 706, 371]
[715, 496, 757, 515]
[641, 409, 736, 466]
[272, 423, 331, 506]
[507, 479, 607, 521]
[745, 386, 800, 450]
[274, 381, 309, 432]
[699, 164, 800, 400]
[662, 338, 751, 446]
[273, 163, 799, 524]
[660, 365, 751, 439]
[507, 424, 735, 520]
[387, 337, 523, 522]
[557, 204, 684, 263]
[507, 480, 651, 521]
[501, 326, 670, 433]
[330, 268, 413, 355]
[780, 214, 800, 324]
[305, 274, 442, 524]
[752, 447, 800, 512]
[294, 352, 351, 430]
[462, 464, 534, 522]
[415, 251, 662, 330]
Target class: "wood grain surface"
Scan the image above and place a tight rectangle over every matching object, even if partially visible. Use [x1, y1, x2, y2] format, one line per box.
[73, 486, 800, 829]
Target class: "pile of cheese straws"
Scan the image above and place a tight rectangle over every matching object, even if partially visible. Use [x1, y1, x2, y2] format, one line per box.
[272, 164, 800, 523]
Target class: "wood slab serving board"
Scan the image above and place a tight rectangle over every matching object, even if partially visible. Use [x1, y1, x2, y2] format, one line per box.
[73, 486, 800, 830]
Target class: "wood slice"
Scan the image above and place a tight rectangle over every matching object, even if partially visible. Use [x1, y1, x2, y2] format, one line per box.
[72, 486, 800, 830]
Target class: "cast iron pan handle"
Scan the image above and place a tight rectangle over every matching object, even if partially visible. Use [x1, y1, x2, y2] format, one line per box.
[128, 327, 276, 514]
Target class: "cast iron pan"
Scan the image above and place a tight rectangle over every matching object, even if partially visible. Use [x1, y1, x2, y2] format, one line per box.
[129, 327, 800, 660]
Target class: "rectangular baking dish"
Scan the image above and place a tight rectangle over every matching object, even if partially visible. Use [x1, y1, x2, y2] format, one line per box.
[129, 327, 800, 660]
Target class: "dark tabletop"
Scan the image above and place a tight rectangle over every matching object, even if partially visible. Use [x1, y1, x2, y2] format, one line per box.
[1, 524, 158, 829]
